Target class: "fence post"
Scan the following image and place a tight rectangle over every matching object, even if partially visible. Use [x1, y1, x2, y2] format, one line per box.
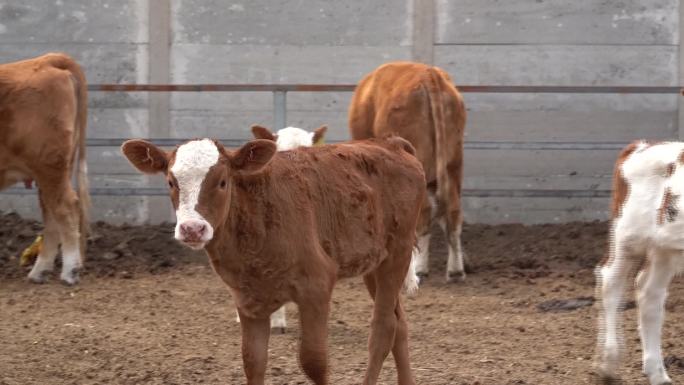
[679, 3, 684, 140]
[274, 90, 287, 130]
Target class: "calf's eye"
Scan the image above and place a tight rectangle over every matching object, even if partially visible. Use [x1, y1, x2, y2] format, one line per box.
[219, 180, 227, 189]
[168, 180, 174, 188]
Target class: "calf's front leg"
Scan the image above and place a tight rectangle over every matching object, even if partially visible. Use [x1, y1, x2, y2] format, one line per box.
[238, 311, 271, 385]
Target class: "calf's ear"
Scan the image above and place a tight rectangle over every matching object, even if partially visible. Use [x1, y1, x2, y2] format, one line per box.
[251, 125, 277, 141]
[312, 125, 327, 145]
[230, 139, 277, 175]
[121, 139, 169, 174]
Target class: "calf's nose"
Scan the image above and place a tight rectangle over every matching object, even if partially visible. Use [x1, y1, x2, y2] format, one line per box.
[179, 220, 207, 242]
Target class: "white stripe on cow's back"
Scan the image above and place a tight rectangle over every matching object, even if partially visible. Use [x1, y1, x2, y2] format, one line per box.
[171, 139, 220, 224]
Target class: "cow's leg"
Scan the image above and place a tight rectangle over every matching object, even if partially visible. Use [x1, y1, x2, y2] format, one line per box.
[53, 186, 82, 285]
[441, 203, 465, 283]
[27, 205, 59, 283]
[413, 194, 434, 278]
[298, 296, 330, 385]
[637, 255, 675, 385]
[595, 239, 637, 381]
[238, 311, 270, 385]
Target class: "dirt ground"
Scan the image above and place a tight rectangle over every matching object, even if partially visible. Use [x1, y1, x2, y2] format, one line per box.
[2, 212, 684, 385]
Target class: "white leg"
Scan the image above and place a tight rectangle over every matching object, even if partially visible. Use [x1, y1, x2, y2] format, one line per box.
[441, 220, 465, 282]
[595, 243, 635, 381]
[270, 306, 287, 334]
[637, 258, 674, 385]
[59, 227, 82, 285]
[27, 222, 59, 283]
[413, 232, 431, 277]
[237, 306, 287, 334]
[403, 252, 420, 295]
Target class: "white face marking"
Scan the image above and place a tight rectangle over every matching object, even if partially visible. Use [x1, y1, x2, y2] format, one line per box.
[275, 126, 314, 150]
[170, 139, 220, 244]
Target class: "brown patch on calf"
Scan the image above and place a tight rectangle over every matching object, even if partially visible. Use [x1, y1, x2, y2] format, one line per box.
[666, 162, 676, 177]
[657, 188, 679, 225]
[611, 141, 641, 219]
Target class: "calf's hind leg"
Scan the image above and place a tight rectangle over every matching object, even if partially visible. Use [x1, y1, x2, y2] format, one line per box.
[637, 256, 675, 385]
[363, 254, 415, 385]
[364, 273, 415, 385]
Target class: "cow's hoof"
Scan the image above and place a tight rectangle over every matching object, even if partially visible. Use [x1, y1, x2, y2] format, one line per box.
[60, 269, 81, 286]
[271, 326, 286, 335]
[446, 271, 466, 283]
[415, 271, 429, 279]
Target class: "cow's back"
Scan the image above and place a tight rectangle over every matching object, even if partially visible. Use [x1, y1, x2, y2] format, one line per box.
[349, 61, 465, 183]
[228, 139, 425, 279]
[0, 54, 79, 178]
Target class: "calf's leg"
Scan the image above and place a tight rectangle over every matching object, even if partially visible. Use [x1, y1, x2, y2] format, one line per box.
[595, 240, 637, 381]
[298, 297, 331, 385]
[637, 256, 675, 385]
[27, 208, 59, 283]
[441, 217, 465, 282]
[238, 312, 271, 385]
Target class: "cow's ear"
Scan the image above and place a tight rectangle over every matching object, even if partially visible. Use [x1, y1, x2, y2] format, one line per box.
[230, 139, 277, 175]
[121, 139, 168, 174]
[312, 125, 327, 146]
[251, 125, 276, 141]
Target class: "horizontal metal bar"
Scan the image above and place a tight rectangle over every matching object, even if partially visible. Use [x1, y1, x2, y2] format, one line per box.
[1, 187, 611, 198]
[464, 142, 627, 150]
[87, 84, 356, 92]
[466, 189, 610, 198]
[87, 138, 628, 151]
[87, 84, 684, 95]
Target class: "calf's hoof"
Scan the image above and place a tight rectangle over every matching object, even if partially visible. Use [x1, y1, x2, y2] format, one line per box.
[646, 373, 672, 385]
[60, 268, 81, 286]
[415, 271, 429, 280]
[446, 270, 466, 283]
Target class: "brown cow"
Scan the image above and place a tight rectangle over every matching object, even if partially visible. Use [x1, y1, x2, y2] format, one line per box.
[122, 136, 425, 385]
[349, 61, 466, 282]
[0, 53, 90, 285]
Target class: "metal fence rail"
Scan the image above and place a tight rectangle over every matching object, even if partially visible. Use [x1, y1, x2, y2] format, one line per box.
[3, 84, 680, 199]
[2, 187, 613, 198]
[87, 138, 629, 151]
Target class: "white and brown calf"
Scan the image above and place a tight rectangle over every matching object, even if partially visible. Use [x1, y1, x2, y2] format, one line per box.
[122, 136, 425, 385]
[596, 141, 684, 385]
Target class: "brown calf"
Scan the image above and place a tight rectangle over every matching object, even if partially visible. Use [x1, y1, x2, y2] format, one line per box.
[122, 136, 425, 385]
[0, 53, 89, 285]
[349, 61, 467, 282]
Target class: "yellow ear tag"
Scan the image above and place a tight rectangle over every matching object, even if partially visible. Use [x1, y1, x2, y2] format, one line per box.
[313, 138, 325, 146]
[19, 235, 43, 267]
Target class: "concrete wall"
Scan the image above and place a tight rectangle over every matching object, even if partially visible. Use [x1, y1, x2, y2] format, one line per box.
[0, 0, 680, 224]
